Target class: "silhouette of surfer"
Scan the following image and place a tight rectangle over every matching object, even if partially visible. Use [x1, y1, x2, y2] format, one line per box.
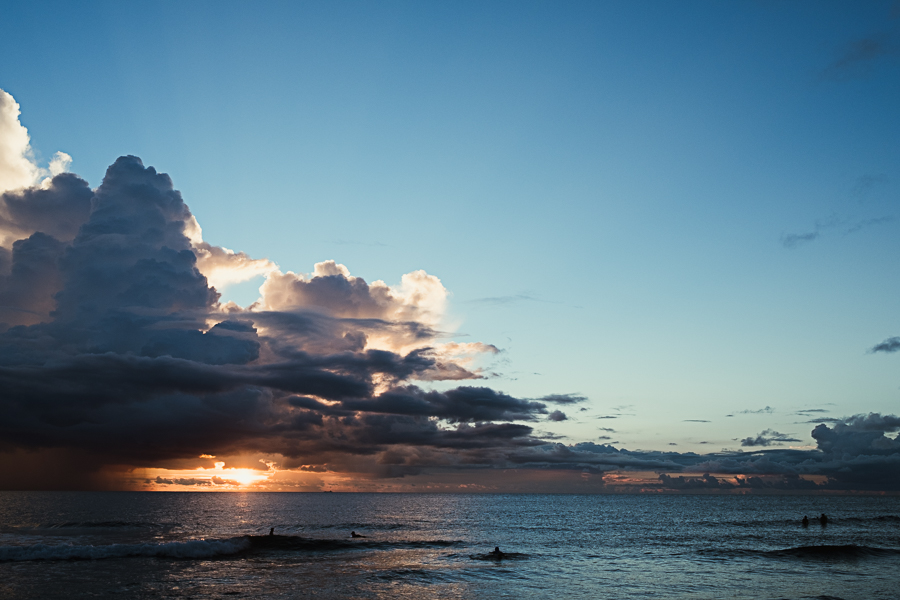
[801, 516, 809, 527]
[269, 527, 275, 536]
[351, 531, 365, 538]
[819, 513, 828, 526]
[490, 546, 505, 558]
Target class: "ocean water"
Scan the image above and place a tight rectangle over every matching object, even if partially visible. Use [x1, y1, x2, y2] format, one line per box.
[0, 492, 898, 599]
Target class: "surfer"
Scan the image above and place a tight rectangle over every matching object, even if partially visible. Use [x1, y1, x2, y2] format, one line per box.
[819, 513, 828, 526]
[490, 546, 505, 558]
[801, 516, 808, 527]
[351, 531, 365, 538]
[269, 527, 275, 536]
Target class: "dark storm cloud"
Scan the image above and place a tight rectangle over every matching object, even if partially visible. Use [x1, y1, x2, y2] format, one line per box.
[0, 157, 561, 480]
[724, 473, 820, 491]
[290, 386, 549, 423]
[667, 413, 900, 491]
[811, 414, 900, 454]
[740, 429, 802, 447]
[0, 173, 92, 243]
[870, 336, 900, 353]
[0, 232, 66, 325]
[0, 174, 93, 327]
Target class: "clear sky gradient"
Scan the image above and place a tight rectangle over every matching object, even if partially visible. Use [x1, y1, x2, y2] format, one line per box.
[1, 1, 899, 487]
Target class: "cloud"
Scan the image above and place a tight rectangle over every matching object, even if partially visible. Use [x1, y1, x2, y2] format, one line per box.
[781, 231, 819, 248]
[0, 93, 566, 484]
[463, 292, 571, 308]
[539, 393, 587, 404]
[820, 32, 898, 81]
[740, 429, 802, 447]
[845, 216, 894, 234]
[659, 473, 733, 490]
[852, 173, 889, 198]
[547, 410, 567, 422]
[735, 406, 775, 415]
[683, 419, 710, 423]
[1, 89, 898, 493]
[870, 336, 900, 353]
[0, 89, 42, 194]
[781, 213, 893, 249]
[0, 89, 71, 199]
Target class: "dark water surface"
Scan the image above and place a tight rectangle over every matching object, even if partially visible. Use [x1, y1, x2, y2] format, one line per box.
[0, 492, 898, 599]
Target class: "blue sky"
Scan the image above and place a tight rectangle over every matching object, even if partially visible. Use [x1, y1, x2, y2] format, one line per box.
[1, 0, 899, 480]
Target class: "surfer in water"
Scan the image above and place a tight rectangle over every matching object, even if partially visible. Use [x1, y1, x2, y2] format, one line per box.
[819, 513, 828, 526]
[490, 546, 505, 558]
[269, 527, 275, 536]
[351, 531, 366, 538]
[801, 516, 809, 527]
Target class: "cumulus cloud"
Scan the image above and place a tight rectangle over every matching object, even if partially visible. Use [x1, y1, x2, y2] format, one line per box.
[0, 93, 563, 484]
[0, 89, 42, 194]
[0, 89, 72, 199]
[548, 410, 567, 422]
[187, 219, 277, 291]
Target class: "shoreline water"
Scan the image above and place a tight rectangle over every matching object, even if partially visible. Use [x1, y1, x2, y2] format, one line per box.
[1, 492, 897, 599]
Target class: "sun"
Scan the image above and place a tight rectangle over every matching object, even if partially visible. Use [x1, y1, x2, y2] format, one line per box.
[228, 469, 266, 486]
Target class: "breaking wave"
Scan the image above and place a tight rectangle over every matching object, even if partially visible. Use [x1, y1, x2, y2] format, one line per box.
[839, 515, 900, 524]
[697, 544, 900, 561]
[0, 537, 250, 562]
[764, 544, 900, 559]
[41, 521, 173, 529]
[0, 535, 463, 563]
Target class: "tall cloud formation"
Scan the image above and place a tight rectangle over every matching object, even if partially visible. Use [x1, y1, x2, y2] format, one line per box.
[0, 90, 565, 486]
[0, 154, 543, 469]
[1, 89, 898, 492]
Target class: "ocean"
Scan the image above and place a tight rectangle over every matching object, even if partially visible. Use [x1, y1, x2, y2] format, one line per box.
[0, 492, 897, 599]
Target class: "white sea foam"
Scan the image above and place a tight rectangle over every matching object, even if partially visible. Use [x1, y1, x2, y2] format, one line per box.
[0, 537, 251, 562]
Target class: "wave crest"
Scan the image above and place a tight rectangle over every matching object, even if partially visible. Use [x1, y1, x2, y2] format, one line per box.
[0, 537, 250, 562]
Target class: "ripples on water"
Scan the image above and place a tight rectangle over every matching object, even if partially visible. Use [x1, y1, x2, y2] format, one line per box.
[0, 492, 898, 599]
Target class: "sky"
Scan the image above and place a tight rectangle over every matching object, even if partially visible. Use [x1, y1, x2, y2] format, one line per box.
[0, 0, 899, 492]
